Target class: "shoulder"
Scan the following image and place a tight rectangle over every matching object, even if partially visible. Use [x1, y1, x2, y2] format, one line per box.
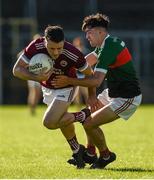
[103, 36, 125, 53]
[63, 41, 84, 57]
[22, 37, 47, 62]
[26, 37, 45, 51]
[105, 36, 125, 48]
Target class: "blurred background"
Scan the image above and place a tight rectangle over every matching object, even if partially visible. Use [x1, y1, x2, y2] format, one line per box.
[0, 0, 154, 104]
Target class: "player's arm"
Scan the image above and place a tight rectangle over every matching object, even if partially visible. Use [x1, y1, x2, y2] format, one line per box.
[85, 52, 98, 66]
[52, 68, 105, 88]
[13, 57, 50, 82]
[81, 64, 96, 98]
[67, 71, 105, 88]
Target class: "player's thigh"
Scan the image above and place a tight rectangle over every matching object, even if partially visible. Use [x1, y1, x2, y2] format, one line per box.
[84, 105, 119, 129]
[43, 99, 70, 124]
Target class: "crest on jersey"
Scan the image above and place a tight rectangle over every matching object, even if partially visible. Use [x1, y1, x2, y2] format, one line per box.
[60, 60, 68, 67]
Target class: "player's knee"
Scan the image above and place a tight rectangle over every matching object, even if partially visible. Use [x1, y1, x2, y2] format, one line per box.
[43, 116, 59, 129]
[59, 113, 74, 127]
[43, 120, 58, 129]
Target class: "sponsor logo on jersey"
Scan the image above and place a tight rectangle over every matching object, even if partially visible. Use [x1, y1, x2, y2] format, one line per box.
[53, 68, 64, 75]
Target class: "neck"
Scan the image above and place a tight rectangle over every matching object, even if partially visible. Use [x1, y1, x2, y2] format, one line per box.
[98, 32, 108, 47]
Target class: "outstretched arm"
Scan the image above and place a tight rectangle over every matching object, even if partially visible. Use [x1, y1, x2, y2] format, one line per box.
[51, 71, 105, 88]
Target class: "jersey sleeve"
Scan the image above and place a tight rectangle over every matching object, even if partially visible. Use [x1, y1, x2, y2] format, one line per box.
[21, 40, 37, 63]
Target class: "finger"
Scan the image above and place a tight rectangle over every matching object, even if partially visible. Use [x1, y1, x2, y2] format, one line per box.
[55, 75, 63, 79]
[90, 105, 96, 113]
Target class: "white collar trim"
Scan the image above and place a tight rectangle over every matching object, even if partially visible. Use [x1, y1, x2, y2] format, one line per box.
[100, 34, 110, 48]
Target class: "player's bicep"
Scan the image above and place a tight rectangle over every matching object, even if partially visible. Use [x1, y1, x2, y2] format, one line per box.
[85, 52, 98, 66]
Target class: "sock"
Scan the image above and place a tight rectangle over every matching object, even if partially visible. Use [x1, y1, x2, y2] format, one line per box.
[67, 136, 80, 154]
[87, 144, 96, 156]
[99, 148, 111, 160]
[73, 108, 91, 123]
[73, 111, 86, 123]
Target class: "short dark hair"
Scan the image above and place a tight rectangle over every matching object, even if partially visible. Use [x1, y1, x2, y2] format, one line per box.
[45, 25, 64, 42]
[82, 13, 110, 31]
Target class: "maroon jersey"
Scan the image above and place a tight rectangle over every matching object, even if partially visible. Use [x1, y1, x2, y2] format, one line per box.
[21, 37, 88, 89]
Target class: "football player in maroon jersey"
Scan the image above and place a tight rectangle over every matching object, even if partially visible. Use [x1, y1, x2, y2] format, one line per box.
[13, 25, 97, 168]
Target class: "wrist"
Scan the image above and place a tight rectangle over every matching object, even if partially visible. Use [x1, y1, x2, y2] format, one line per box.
[67, 77, 73, 85]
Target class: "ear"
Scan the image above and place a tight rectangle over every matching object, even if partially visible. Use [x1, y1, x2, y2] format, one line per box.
[44, 39, 48, 47]
[99, 31, 102, 35]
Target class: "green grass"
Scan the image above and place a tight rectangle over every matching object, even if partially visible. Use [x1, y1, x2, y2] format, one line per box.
[0, 105, 154, 179]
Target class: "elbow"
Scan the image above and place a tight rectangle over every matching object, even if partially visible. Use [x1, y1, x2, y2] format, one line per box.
[12, 68, 15, 76]
[95, 83, 101, 88]
[12, 67, 16, 77]
[12, 66, 19, 77]
[94, 80, 102, 88]
[88, 82, 100, 88]
[96, 83, 100, 88]
[85, 80, 101, 88]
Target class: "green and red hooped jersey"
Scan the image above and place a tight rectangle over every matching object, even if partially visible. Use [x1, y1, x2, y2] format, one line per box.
[94, 35, 141, 98]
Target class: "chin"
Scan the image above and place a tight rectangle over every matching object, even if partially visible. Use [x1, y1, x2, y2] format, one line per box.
[52, 56, 58, 60]
[90, 43, 95, 47]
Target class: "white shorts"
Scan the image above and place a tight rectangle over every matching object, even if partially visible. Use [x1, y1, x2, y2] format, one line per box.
[98, 89, 142, 120]
[27, 80, 40, 88]
[42, 86, 79, 106]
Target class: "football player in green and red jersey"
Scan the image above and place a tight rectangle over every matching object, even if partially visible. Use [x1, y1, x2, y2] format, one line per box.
[52, 13, 142, 169]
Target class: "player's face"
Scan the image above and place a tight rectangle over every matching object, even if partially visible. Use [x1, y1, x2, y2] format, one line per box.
[85, 28, 102, 47]
[45, 39, 64, 60]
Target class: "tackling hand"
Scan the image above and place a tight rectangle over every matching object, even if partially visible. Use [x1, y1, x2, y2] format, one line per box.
[87, 96, 103, 113]
[51, 75, 70, 88]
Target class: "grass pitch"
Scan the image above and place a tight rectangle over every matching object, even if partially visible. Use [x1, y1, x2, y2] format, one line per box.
[0, 105, 154, 179]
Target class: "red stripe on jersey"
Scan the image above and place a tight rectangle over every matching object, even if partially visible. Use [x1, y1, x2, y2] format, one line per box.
[109, 48, 132, 68]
